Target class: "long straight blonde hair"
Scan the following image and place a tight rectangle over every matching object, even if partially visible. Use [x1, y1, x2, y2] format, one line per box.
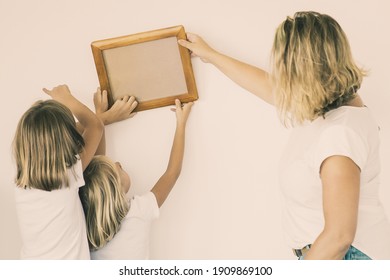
[13, 100, 84, 190]
[271, 11, 366, 126]
[79, 155, 130, 250]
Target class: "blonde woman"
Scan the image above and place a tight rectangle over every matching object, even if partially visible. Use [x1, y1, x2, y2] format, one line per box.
[79, 92, 193, 259]
[179, 11, 390, 259]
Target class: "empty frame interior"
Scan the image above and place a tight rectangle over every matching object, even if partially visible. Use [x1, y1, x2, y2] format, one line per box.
[91, 25, 198, 111]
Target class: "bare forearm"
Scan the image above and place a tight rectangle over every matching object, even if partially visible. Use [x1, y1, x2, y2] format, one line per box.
[179, 34, 273, 104]
[151, 100, 192, 207]
[166, 124, 185, 177]
[94, 129, 106, 155]
[304, 230, 352, 260]
[210, 52, 274, 105]
[43, 86, 102, 131]
[63, 96, 103, 130]
[43, 85, 103, 170]
[151, 123, 186, 207]
[76, 121, 106, 155]
[91, 114, 107, 155]
[305, 156, 360, 260]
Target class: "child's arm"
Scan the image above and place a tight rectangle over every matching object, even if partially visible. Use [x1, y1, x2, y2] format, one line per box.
[43, 85, 103, 171]
[151, 99, 193, 207]
[76, 88, 138, 155]
[178, 33, 274, 105]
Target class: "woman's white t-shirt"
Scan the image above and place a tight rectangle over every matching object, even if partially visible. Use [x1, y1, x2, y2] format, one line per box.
[91, 191, 159, 260]
[14, 159, 90, 259]
[279, 106, 390, 259]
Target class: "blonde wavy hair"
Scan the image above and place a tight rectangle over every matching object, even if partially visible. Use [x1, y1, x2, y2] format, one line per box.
[79, 155, 130, 250]
[271, 11, 366, 126]
[13, 100, 84, 191]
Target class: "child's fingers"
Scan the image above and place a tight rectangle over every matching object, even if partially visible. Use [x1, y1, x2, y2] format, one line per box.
[126, 96, 136, 104]
[175, 99, 182, 108]
[172, 100, 194, 112]
[109, 95, 138, 119]
[121, 96, 137, 112]
[102, 90, 108, 105]
[42, 88, 51, 95]
[93, 89, 102, 111]
[121, 95, 130, 102]
[42, 85, 71, 99]
[171, 99, 195, 113]
[94, 88, 110, 114]
[93, 89, 100, 101]
[129, 99, 138, 112]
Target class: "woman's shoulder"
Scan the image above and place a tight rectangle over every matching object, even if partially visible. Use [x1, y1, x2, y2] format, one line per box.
[329, 105, 377, 128]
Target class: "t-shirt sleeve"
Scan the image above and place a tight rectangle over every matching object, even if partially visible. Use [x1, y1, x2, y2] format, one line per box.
[68, 157, 85, 189]
[129, 192, 160, 221]
[312, 125, 368, 173]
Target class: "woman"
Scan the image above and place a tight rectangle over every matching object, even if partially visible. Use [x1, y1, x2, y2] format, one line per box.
[179, 11, 390, 259]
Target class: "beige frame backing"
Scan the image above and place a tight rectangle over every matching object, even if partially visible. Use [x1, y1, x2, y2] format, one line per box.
[91, 25, 198, 112]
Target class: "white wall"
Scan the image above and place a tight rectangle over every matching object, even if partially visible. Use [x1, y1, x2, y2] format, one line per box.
[1, 0, 389, 259]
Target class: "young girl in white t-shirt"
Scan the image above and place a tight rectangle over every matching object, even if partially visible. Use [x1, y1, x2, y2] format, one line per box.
[13, 85, 104, 259]
[79, 97, 193, 259]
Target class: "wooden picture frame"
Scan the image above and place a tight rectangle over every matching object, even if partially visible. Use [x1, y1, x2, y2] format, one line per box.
[91, 25, 198, 112]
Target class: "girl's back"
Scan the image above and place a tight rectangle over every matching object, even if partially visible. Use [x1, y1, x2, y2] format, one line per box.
[90, 192, 159, 260]
[13, 97, 95, 259]
[15, 159, 89, 259]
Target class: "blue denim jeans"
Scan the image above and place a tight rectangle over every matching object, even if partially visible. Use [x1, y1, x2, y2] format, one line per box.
[342, 246, 371, 260]
[298, 245, 371, 260]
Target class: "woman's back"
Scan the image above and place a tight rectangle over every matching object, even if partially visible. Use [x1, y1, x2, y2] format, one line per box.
[279, 106, 390, 259]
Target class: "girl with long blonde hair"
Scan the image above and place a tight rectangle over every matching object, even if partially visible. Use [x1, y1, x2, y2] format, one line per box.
[79, 95, 193, 259]
[13, 85, 103, 259]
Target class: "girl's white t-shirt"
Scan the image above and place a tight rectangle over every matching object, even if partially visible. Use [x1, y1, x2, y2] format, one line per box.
[279, 106, 390, 259]
[91, 191, 159, 260]
[14, 158, 90, 259]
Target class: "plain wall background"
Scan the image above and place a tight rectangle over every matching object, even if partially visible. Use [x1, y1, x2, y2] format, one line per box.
[1, 0, 389, 259]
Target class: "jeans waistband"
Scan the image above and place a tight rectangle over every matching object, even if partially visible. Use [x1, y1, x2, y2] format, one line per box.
[292, 244, 311, 257]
